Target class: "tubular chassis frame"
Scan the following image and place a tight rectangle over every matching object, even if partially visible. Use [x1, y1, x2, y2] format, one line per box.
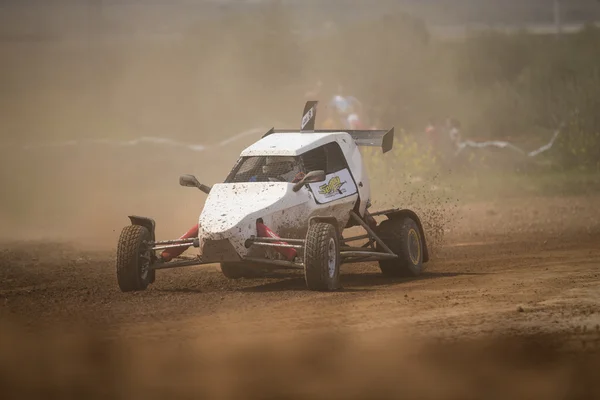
[145, 210, 405, 271]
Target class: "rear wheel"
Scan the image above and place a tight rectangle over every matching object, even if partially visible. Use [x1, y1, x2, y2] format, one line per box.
[304, 222, 340, 291]
[116, 225, 154, 292]
[376, 217, 424, 277]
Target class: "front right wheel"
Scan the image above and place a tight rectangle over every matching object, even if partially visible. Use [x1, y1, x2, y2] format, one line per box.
[116, 224, 154, 292]
[376, 217, 424, 277]
[304, 222, 340, 291]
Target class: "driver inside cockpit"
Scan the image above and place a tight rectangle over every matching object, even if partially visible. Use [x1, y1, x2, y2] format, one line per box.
[262, 156, 306, 183]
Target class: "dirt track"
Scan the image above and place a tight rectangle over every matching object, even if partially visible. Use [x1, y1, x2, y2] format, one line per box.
[2, 194, 600, 399]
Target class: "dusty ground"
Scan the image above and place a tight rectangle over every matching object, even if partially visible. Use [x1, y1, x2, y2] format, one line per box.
[1, 193, 600, 399]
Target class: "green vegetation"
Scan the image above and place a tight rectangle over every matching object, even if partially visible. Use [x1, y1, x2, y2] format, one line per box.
[306, 13, 600, 199]
[310, 17, 600, 170]
[181, 10, 600, 175]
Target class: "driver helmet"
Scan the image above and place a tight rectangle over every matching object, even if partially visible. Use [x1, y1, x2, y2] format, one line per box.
[262, 156, 295, 177]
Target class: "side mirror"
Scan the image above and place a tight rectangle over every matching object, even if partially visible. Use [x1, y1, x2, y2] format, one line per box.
[293, 170, 326, 192]
[179, 174, 212, 194]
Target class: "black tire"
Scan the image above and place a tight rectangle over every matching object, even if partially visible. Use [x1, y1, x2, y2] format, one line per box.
[219, 262, 264, 279]
[116, 225, 154, 292]
[376, 217, 424, 277]
[304, 222, 340, 291]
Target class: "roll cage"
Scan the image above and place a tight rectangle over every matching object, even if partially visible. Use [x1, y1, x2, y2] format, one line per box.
[225, 141, 351, 184]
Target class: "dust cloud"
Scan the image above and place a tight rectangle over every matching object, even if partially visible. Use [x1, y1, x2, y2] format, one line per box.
[2, 3, 600, 399]
[0, 3, 311, 245]
[0, 2, 561, 246]
[3, 16, 332, 245]
[0, 2, 457, 248]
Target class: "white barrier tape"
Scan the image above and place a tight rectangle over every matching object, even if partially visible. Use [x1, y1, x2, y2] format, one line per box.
[454, 125, 562, 158]
[217, 128, 267, 147]
[3, 127, 272, 153]
[526, 129, 561, 157]
[1, 123, 563, 160]
[455, 140, 526, 156]
[20, 137, 207, 152]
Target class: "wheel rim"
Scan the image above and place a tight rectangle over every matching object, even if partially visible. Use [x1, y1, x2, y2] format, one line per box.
[407, 229, 421, 265]
[327, 238, 337, 279]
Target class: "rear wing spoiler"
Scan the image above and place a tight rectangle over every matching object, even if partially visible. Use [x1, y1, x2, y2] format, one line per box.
[263, 101, 395, 153]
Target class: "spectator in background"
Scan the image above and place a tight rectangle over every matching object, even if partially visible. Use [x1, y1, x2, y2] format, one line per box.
[445, 117, 462, 146]
[347, 113, 367, 130]
[329, 84, 363, 128]
[330, 95, 352, 118]
[424, 119, 439, 149]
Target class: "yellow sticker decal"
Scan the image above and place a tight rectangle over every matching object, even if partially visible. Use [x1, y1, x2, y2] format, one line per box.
[318, 176, 347, 197]
[308, 169, 357, 204]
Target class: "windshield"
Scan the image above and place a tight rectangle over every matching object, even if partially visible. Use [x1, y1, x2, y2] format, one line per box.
[225, 156, 305, 183]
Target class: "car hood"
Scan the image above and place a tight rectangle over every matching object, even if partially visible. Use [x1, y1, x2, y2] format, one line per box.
[199, 182, 309, 235]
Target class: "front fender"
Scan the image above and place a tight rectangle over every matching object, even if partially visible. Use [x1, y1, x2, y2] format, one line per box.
[308, 216, 341, 237]
[128, 215, 156, 242]
[385, 209, 430, 262]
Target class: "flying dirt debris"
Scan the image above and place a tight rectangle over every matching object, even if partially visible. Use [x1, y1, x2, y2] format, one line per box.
[116, 101, 429, 292]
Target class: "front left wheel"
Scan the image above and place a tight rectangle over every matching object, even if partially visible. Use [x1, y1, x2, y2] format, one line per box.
[116, 225, 154, 292]
[304, 222, 341, 291]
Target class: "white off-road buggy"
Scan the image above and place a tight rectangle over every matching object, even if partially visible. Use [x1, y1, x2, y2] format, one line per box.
[116, 101, 429, 292]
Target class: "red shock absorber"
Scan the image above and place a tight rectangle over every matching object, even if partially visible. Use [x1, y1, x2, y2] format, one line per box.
[256, 222, 297, 261]
[160, 223, 199, 262]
